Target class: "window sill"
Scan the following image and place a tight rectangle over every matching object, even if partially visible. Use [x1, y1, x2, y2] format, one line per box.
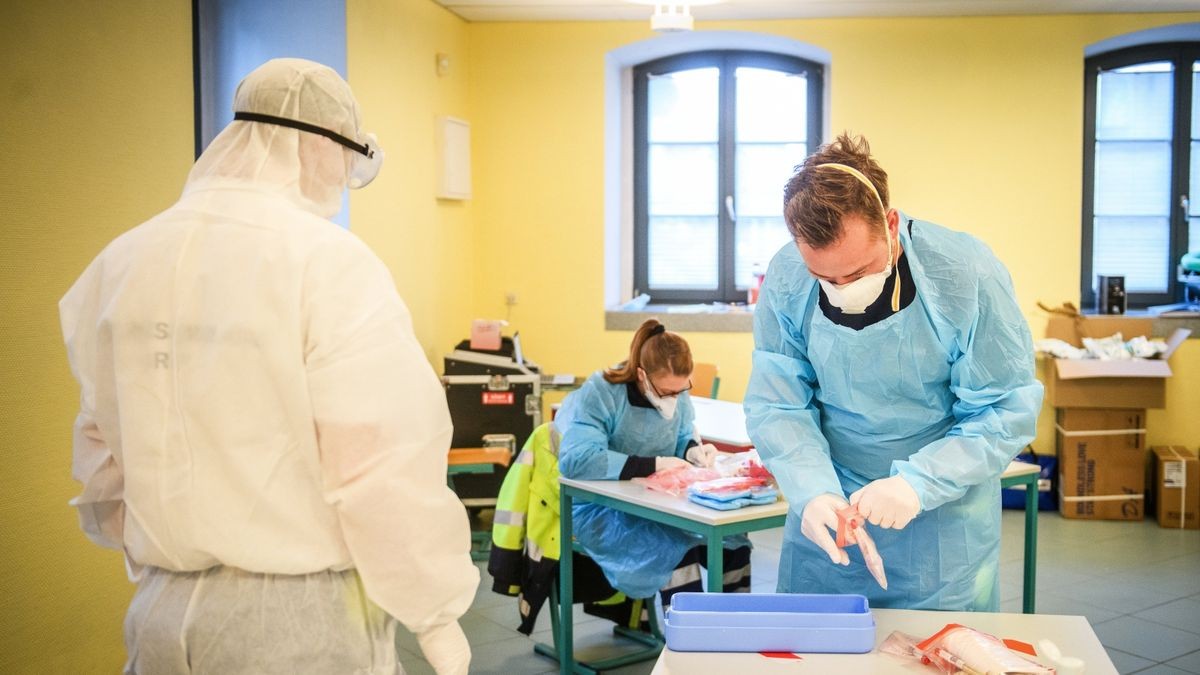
[606, 307, 1200, 338]
[605, 305, 755, 333]
[1078, 311, 1200, 339]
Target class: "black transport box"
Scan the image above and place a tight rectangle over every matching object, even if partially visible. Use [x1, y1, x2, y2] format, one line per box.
[443, 341, 543, 501]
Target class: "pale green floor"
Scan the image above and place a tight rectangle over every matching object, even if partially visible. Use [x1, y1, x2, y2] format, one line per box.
[397, 511, 1200, 674]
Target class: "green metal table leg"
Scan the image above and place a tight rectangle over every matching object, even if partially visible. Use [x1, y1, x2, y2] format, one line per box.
[559, 487, 574, 675]
[550, 482, 784, 670]
[1023, 475, 1037, 614]
[706, 531, 723, 593]
[546, 486, 667, 673]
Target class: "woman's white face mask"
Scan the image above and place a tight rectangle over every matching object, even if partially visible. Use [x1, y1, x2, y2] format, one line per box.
[639, 371, 680, 420]
[818, 229, 895, 314]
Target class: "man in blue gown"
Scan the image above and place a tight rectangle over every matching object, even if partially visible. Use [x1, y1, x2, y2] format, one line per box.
[745, 133, 1042, 610]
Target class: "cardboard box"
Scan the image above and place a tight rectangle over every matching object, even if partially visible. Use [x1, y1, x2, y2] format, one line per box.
[1057, 408, 1147, 520]
[1042, 316, 1190, 409]
[1152, 446, 1199, 529]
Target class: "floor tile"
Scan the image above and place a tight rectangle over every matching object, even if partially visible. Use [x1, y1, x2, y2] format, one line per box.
[1094, 616, 1200, 662]
[530, 621, 660, 674]
[604, 660, 658, 674]
[1164, 648, 1200, 674]
[396, 647, 435, 675]
[395, 627, 420, 655]
[464, 634, 565, 675]
[531, 612, 613, 647]
[471, 579, 515, 610]
[461, 612, 527, 647]
[567, 640, 660, 674]
[1134, 599, 1200, 635]
[1026, 591, 1122, 626]
[751, 575, 778, 593]
[474, 597, 601, 634]
[1130, 664, 1195, 675]
[749, 527, 784, 549]
[999, 578, 1024, 604]
[1028, 561, 1105, 590]
[1106, 647, 1156, 674]
[999, 596, 1022, 613]
[1118, 564, 1200, 599]
[1053, 578, 1178, 616]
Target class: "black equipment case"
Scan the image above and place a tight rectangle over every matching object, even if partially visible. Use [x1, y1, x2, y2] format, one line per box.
[443, 336, 543, 500]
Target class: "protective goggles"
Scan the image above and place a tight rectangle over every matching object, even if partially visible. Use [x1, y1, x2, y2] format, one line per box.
[233, 111, 383, 188]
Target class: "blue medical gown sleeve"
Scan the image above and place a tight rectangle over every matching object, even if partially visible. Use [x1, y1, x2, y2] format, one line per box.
[893, 256, 1044, 511]
[744, 279, 843, 513]
[558, 381, 630, 481]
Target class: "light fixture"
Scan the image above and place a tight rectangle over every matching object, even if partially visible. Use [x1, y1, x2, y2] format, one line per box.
[650, 3, 693, 32]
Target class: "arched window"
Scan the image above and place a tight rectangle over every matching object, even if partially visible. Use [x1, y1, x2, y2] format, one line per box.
[632, 50, 823, 304]
[1082, 39, 1200, 310]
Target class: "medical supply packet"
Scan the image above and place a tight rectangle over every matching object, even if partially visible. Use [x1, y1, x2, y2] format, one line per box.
[634, 466, 721, 496]
[686, 476, 778, 510]
[836, 505, 888, 590]
[895, 623, 1056, 674]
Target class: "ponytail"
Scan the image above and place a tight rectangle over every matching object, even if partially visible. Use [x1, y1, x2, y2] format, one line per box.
[604, 318, 693, 384]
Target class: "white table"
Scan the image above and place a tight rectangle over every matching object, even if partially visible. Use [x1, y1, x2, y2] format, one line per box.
[556, 477, 789, 674]
[559, 477, 789, 599]
[691, 396, 752, 451]
[651, 607, 1116, 674]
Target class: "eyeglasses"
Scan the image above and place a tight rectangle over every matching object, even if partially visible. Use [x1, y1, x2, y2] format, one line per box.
[647, 377, 692, 399]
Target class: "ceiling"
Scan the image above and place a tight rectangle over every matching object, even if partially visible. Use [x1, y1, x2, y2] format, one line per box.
[432, 0, 1200, 22]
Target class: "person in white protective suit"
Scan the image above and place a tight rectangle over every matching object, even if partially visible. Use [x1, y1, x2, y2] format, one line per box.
[59, 58, 478, 674]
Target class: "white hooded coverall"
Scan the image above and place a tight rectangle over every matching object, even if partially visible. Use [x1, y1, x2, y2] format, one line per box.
[60, 58, 477, 674]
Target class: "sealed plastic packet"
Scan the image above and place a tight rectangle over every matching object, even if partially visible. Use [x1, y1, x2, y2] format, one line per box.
[836, 505, 888, 590]
[633, 465, 720, 496]
[903, 624, 1055, 674]
[686, 476, 778, 510]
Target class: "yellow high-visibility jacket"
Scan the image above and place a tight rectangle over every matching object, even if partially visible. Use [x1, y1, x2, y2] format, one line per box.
[487, 423, 563, 634]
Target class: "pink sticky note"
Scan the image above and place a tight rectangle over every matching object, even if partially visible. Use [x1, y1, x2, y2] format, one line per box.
[470, 319, 502, 351]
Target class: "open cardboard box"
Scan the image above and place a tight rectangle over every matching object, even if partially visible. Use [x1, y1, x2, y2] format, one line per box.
[1042, 316, 1191, 409]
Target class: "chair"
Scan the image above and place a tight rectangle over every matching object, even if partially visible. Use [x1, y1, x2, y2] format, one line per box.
[691, 362, 720, 399]
[447, 446, 512, 561]
[488, 423, 664, 671]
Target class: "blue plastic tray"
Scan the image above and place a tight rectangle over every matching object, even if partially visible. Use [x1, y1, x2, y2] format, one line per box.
[664, 593, 875, 653]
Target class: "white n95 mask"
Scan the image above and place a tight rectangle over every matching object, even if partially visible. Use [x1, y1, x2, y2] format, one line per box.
[641, 375, 679, 420]
[819, 228, 895, 314]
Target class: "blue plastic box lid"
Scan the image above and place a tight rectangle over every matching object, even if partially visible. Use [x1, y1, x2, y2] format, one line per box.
[664, 593, 875, 654]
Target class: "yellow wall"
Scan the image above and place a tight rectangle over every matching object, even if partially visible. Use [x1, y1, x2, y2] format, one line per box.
[0, 1, 471, 671]
[467, 13, 1200, 454]
[347, 0, 473, 362]
[1149, 339, 1200, 448]
[0, 2, 195, 672]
